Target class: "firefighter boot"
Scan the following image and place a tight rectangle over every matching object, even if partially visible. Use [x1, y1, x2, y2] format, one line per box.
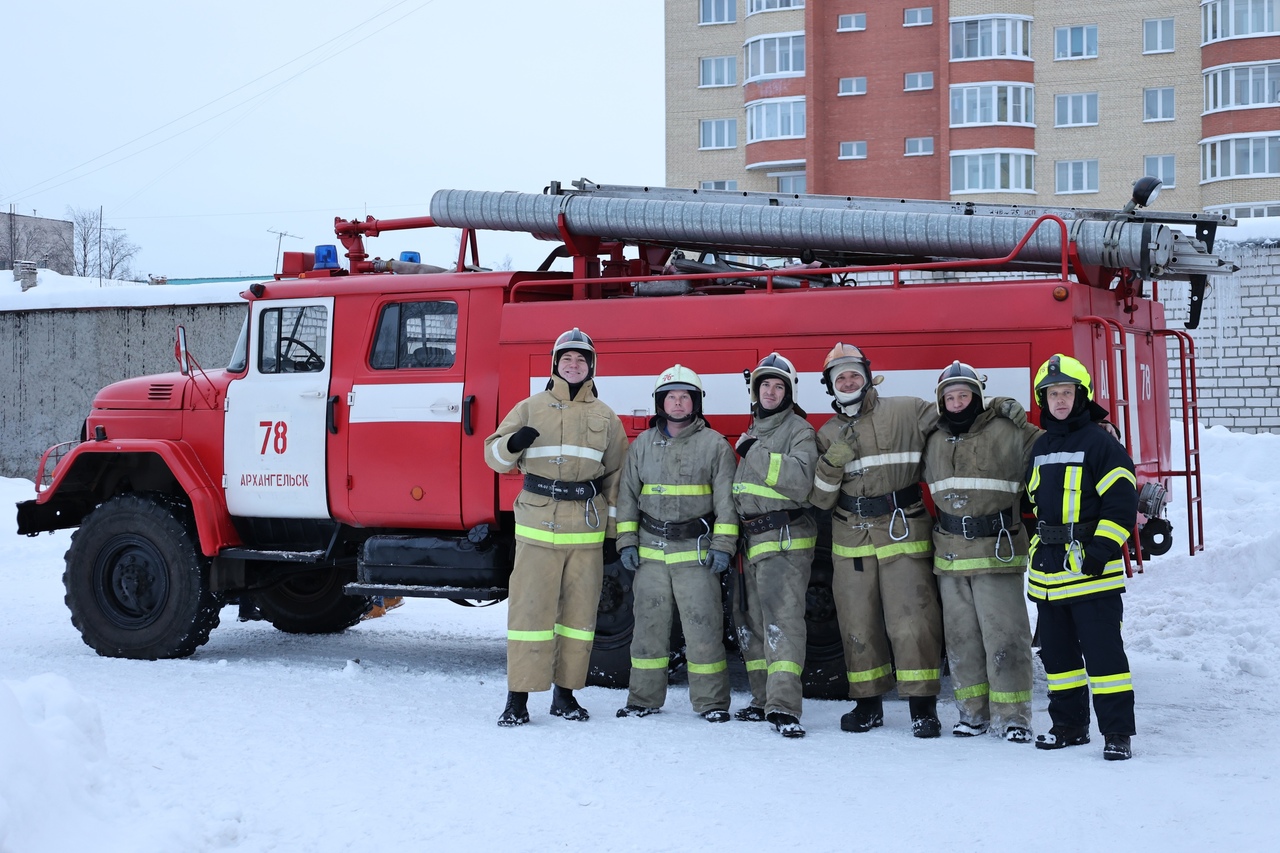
[734, 706, 767, 722]
[767, 712, 806, 739]
[616, 705, 661, 718]
[701, 709, 731, 723]
[498, 691, 530, 728]
[1103, 734, 1132, 761]
[840, 696, 884, 733]
[909, 696, 942, 739]
[1035, 724, 1091, 750]
[550, 685, 590, 722]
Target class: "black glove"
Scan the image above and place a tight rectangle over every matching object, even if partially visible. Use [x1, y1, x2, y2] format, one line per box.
[602, 538, 619, 565]
[506, 426, 540, 454]
[707, 550, 731, 573]
[1081, 553, 1106, 576]
[735, 436, 757, 458]
[620, 546, 640, 572]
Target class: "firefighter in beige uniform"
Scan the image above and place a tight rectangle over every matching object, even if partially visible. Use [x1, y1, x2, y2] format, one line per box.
[484, 329, 628, 727]
[614, 365, 738, 722]
[732, 353, 818, 739]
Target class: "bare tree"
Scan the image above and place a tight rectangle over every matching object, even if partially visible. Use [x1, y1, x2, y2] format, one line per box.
[55, 207, 143, 280]
[102, 229, 140, 281]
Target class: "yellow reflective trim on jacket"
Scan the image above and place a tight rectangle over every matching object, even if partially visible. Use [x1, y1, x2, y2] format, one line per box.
[768, 660, 803, 676]
[746, 536, 817, 560]
[1095, 518, 1130, 546]
[641, 483, 712, 496]
[508, 629, 555, 642]
[687, 659, 728, 674]
[765, 453, 783, 487]
[1062, 466, 1082, 524]
[954, 682, 989, 701]
[616, 520, 638, 533]
[877, 539, 933, 561]
[1096, 466, 1136, 495]
[713, 523, 739, 536]
[935, 555, 1025, 572]
[744, 658, 767, 672]
[631, 656, 668, 670]
[990, 689, 1033, 704]
[833, 542, 877, 559]
[554, 623, 594, 642]
[515, 524, 608, 546]
[1089, 672, 1134, 694]
[896, 668, 941, 683]
[732, 482, 789, 501]
[1046, 667, 1088, 692]
[638, 546, 703, 566]
[847, 663, 893, 684]
[1027, 569, 1126, 602]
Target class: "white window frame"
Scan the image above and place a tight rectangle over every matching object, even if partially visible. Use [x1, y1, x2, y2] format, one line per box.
[700, 0, 736, 25]
[1144, 17, 1175, 53]
[950, 82, 1036, 126]
[1208, 201, 1280, 217]
[949, 16, 1033, 61]
[776, 172, 807, 194]
[905, 137, 934, 156]
[699, 56, 737, 88]
[838, 13, 867, 31]
[1204, 62, 1280, 111]
[1201, 133, 1280, 181]
[839, 77, 868, 96]
[746, 97, 807, 142]
[904, 7, 933, 27]
[1054, 24, 1099, 59]
[1144, 86, 1175, 121]
[839, 141, 868, 159]
[700, 180, 739, 191]
[1055, 159, 1100, 194]
[1054, 92, 1099, 127]
[905, 71, 934, 91]
[1203, 0, 1280, 43]
[950, 149, 1036, 193]
[748, 0, 805, 13]
[1144, 155, 1176, 188]
[745, 33, 807, 82]
[699, 118, 738, 150]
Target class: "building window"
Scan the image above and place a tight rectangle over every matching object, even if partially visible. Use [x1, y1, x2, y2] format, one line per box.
[700, 0, 735, 24]
[905, 72, 934, 91]
[746, 98, 806, 142]
[700, 180, 739, 191]
[1203, 0, 1280, 42]
[950, 83, 1035, 126]
[700, 56, 737, 87]
[904, 7, 933, 26]
[776, 173, 807, 193]
[1205, 63, 1280, 111]
[1055, 24, 1099, 59]
[746, 33, 806, 81]
[838, 13, 867, 31]
[1213, 202, 1280, 217]
[950, 17, 1033, 60]
[950, 150, 1036, 192]
[699, 118, 738, 149]
[1201, 134, 1280, 180]
[749, 0, 804, 12]
[839, 141, 868, 159]
[905, 137, 934, 156]
[1054, 92, 1099, 126]
[1056, 159, 1100, 193]
[839, 76, 868, 96]
[1144, 17, 1175, 52]
[1144, 87, 1175, 121]
[1144, 155, 1176, 188]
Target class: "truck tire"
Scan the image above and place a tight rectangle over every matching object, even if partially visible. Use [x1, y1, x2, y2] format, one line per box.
[253, 568, 371, 634]
[587, 558, 633, 688]
[64, 493, 222, 660]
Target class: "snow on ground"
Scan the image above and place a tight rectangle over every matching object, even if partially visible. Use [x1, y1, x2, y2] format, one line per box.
[0, 269, 246, 311]
[1, 426, 1278, 852]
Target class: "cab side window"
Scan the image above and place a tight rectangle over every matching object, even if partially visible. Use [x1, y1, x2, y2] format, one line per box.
[258, 305, 328, 374]
[370, 301, 458, 370]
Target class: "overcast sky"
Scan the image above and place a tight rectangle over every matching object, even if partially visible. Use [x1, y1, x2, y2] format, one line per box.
[4, 1, 665, 278]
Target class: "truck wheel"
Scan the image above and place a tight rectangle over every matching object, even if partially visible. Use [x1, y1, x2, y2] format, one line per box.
[64, 494, 222, 660]
[587, 558, 633, 688]
[253, 568, 371, 634]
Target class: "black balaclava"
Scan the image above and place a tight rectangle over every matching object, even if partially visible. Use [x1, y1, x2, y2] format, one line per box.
[753, 376, 793, 418]
[942, 393, 985, 435]
[552, 348, 593, 400]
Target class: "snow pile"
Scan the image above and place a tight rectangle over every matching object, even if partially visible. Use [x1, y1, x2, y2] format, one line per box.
[0, 268, 246, 311]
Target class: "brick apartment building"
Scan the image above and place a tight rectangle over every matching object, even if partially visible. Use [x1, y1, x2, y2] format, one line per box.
[665, 0, 1280, 216]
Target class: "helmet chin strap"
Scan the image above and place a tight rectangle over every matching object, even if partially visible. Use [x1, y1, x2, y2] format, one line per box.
[664, 411, 695, 423]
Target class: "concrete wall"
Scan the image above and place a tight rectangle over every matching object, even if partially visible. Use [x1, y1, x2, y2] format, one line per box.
[0, 305, 245, 479]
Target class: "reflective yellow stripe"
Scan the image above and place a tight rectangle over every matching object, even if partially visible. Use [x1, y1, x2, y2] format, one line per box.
[1089, 672, 1133, 694]
[990, 689, 1033, 704]
[746, 536, 817, 560]
[616, 520, 638, 533]
[641, 483, 712, 495]
[1046, 667, 1088, 692]
[768, 660, 802, 676]
[1028, 569, 1126, 601]
[876, 539, 933, 561]
[1095, 518, 1130, 546]
[732, 482, 789, 501]
[1096, 467, 1136, 495]
[896, 668, 940, 683]
[638, 546, 703, 565]
[515, 524, 608, 545]
[744, 658, 767, 672]
[847, 663, 893, 684]
[508, 629, 555, 642]
[554, 623, 594, 642]
[954, 682, 989, 701]
[713, 523, 739, 536]
[631, 656, 668, 670]
[1062, 466, 1082, 524]
[765, 453, 782, 487]
[687, 659, 728, 674]
[935, 555, 1025, 572]
[833, 542, 877, 559]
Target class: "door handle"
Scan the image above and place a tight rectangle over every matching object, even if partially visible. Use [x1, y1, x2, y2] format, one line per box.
[463, 394, 475, 436]
[327, 396, 340, 434]
[300, 390, 325, 398]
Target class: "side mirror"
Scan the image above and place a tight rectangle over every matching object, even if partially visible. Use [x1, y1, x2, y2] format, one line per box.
[175, 325, 190, 376]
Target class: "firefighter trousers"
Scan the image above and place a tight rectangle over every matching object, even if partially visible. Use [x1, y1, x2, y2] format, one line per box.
[506, 540, 603, 693]
[1036, 593, 1135, 736]
[938, 572, 1033, 730]
[833, 551, 943, 699]
[627, 559, 730, 714]
[732, 545, 813, 718]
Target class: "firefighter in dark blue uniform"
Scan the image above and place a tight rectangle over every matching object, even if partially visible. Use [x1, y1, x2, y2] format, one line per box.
[1026, 354, 1138, 760]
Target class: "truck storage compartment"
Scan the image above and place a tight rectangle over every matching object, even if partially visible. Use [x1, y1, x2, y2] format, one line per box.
[358, 533, 511, 587]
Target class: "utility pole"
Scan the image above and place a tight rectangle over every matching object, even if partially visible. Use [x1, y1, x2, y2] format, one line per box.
[98, 205, 103, 287]
[267, 228, 301, 274]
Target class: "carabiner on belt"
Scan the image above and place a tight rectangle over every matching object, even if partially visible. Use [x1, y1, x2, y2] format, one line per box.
[995, 527, 1015, 563]
[888, 507, 909, 542]
[778, 523, 793, 552]
[1064, 538, 1084, 572]
[696, 517, 712, 565]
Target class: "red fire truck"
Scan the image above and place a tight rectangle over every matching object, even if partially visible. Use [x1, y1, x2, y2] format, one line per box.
[16, 178, 1235, 695]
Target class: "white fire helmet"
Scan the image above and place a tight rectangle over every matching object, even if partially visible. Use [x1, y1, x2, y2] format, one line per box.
[551, 327, 596, 379]
[748, 352, 798, 406]
[934, 360, 987, 414]
[654, 364, 704, 421]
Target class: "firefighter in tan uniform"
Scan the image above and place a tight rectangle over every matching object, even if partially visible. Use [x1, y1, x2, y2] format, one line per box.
[924, 361, 1040, 743]
[731, 353, 818, 739]
[614, 366, 738, 722]
[484, 328, 628, 727]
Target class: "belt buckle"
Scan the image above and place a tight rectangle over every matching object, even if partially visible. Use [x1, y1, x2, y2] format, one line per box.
[853, 496, 868, 518]
[961, 515, 976, 540]
[550, 479, 563, 501]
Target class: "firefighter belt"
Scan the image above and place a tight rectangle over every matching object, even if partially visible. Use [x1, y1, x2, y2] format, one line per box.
[523, 474, 604, 501]
[937, 508, 1016, 539]
[837, 483, 922, 518]
[638, 511, 715, 540]
[741, 507, 809, 536]
[1036, 520, 1098, 545]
